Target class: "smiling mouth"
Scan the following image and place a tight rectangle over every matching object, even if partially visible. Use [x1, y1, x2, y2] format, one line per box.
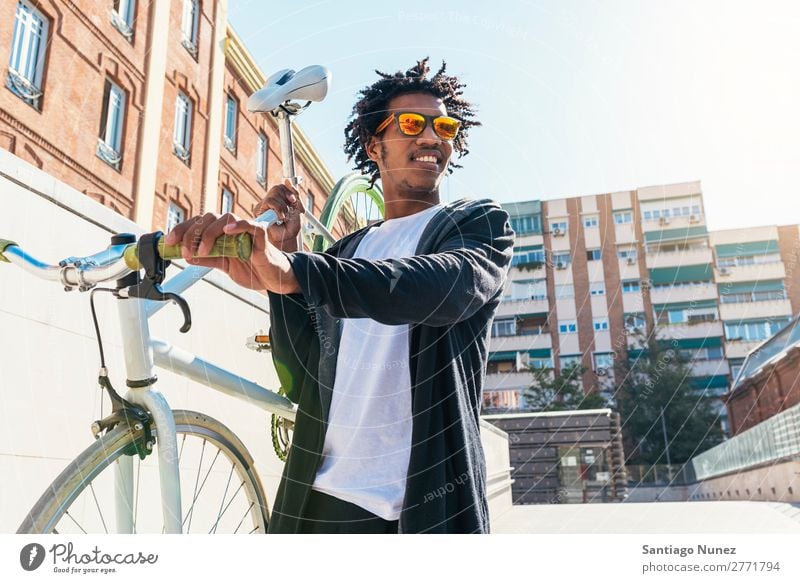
[410, 155, 441, 169]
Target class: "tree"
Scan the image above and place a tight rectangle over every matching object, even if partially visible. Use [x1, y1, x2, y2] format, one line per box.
[522, 363, 609, 412]
[613, 328, 726, 467]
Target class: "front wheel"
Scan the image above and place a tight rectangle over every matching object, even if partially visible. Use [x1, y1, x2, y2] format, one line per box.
[17, 410, 269, 534]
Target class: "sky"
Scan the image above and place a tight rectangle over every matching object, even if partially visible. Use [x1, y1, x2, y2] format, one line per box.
[228, 0, 800, 231]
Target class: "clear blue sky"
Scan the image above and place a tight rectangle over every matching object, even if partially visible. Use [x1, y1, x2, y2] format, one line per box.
[229, 0, 800, 231]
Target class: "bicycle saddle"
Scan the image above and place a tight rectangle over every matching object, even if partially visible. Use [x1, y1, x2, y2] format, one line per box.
[247, 65, 331, 113]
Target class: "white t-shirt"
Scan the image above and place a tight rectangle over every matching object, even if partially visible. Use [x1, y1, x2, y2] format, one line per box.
[311, 203, 442, 520]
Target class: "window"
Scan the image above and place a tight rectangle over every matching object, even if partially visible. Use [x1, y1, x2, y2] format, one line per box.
[586, 248, 602, 261]
[594, 352, 614, 370]
[511, 215, 541, 234]
[111, 0, 136, 40]
[491, 318, 517, 337]
[555, 284, 574, 299]
[181, 0, 200, 56]
[593, 318, 609, 331]
[617, 247, 637, 260]
[512, 246, 546, 268]
[172, 91, 192, 163]
[614, 211, 632, 224]
[256, 132, 268, 185]
[220, 188, 233, 214]
[589, 282, 605, 296]
[224, 94, 237, 152]
[550, 221, 567, 234]
[166, 202, 185, 233]
[97, 79, 126, 169]
[509, 279, 547, 301]
[552, 252, 570, 268]
[558, 320, 577, 334]
[560, 354, 582, 371]
[643, 210, 652, 220]
[622, 280, 640, 293]
[583, 215, 598, 228]
[305, 190, 315, 215]
[7, 1, 49, 109]
[725, 319, 790, 342]
[624, 313, 646, 331]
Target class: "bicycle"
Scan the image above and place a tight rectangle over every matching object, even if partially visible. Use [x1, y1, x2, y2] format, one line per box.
[2, 65, 384, 534]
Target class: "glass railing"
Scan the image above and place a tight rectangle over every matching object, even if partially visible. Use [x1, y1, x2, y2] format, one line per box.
[731, 313, 800, 390]
[688, 401, 800, 481]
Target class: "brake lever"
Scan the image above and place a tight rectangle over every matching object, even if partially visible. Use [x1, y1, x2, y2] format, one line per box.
[123, 232, 192, 333]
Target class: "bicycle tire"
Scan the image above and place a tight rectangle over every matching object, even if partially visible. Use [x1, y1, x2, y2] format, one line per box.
[17, 410, 269, 534]
[311, 172, 384, 252]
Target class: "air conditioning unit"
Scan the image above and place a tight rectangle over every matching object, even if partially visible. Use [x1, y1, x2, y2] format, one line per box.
[555, 261, 567, 270]
[553, 227, 564, 237]
[659, 216, 671, 225]
[641, 279, 652, 289]
[718, 267, 731, 276]
[596, 367, 608, 376]
[626, 257, 637, 265]
[689, 214, 700, 223]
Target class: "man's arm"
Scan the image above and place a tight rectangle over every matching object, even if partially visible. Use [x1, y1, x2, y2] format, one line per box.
[285, 200, 514, 327]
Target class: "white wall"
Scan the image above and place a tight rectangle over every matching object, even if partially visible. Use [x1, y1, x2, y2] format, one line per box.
[0, 149, 284, 532]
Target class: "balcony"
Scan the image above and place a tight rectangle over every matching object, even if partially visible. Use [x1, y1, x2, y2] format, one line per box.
[725, 339, 764, 359]
[645, 247, 713, 269]
[657, 320, 724, 340]
[485, 371, 537, 391]
[641, 213, 706, 233]
[489, 331, 553, 352]
[689, 359, 730, 377]
[496, 297, 549, 318]
[714, 261, 786, 283]
[649, 283, 717, 305]
[719, 298, 793, 322]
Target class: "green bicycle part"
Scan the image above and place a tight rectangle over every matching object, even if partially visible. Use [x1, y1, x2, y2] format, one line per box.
[0, 238, 18, 263]
[312, 173, 384, 252]
[123, 232, 253, 270]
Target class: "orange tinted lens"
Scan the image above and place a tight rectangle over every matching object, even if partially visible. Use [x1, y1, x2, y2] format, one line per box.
[433, 117, 460, 140]
[397, 113, 426, 135]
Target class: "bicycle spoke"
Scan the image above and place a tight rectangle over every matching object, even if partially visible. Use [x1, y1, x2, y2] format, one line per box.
[88, 483, 109, 534]
[133, 457, 141, 534]
[234, 502, 257, 534]
[183, 444, 223, 532]
[63, 510, 88, 534]
[185, 438, 207, 533]
[207, 480, 245, 534]
[210, 463, 236, 534]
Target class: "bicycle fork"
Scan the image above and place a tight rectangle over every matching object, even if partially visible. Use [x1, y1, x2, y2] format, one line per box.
[114, 295, 182, 534]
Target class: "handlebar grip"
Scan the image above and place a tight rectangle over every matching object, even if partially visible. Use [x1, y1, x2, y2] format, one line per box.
[122, 233, 253, 271]
[0, 239, 17, 263]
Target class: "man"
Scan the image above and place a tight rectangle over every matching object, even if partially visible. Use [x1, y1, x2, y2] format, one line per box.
[165, 57, 514, 533]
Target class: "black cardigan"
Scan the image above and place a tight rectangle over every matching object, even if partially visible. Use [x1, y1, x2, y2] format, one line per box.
[265, 197, 514, 533]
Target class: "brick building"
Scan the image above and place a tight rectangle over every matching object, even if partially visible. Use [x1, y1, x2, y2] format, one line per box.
[487, 180, 800, 436]
[0, 0, 335, 233]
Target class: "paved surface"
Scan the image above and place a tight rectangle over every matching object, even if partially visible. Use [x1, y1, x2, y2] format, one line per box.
[492, 501, 800, 534]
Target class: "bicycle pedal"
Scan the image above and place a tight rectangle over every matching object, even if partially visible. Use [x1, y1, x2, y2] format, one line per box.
[246, 331, 271, 352]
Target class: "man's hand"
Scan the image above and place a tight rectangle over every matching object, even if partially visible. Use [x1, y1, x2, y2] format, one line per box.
[253, 178, 305, 252]
[163, 210, 301, 294]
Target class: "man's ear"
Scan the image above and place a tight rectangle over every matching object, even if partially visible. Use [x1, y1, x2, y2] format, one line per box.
[365, 136, 381, 163]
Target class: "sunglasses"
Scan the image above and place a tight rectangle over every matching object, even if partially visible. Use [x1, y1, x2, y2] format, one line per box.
[374, 111, 461, 141]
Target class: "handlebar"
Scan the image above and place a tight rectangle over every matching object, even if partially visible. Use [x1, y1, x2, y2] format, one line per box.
[0, 209, 283, 290]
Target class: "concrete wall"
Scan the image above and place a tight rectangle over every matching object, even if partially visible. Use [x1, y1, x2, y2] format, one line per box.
[480, 418, 513, 528]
